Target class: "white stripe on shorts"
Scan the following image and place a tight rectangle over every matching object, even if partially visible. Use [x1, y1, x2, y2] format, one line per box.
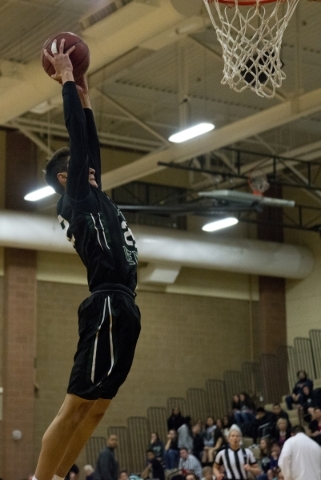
[91, 297, 107, 383]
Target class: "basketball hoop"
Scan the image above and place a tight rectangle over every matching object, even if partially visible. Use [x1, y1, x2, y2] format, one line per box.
[248, 169, 270, 195]
[203, 0, 300, 98]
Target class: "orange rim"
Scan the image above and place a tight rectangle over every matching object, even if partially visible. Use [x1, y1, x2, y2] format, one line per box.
[209, 0, 278, 5]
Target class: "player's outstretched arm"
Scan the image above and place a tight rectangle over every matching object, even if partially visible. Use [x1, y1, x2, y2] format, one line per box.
[77, 75, 102, 189]
[75, 76, 91, 109]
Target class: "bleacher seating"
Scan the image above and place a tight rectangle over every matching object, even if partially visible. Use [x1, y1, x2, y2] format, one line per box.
[87, 329, 321, 473]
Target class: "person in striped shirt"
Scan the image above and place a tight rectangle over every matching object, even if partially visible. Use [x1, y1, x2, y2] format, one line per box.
[178, 448, 203, 480]
[213, 426, 260, 480]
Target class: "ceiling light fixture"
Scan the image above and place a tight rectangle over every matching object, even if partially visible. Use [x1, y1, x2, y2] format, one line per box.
[24, 186, 55, 202]
[169, 122, 215, 143]
[202, 217, 239, 232]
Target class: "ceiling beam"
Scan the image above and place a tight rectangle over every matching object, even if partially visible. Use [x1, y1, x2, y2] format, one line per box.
[100, 85, 321, 190]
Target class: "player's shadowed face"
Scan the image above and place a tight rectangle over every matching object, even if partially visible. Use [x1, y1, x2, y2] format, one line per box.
[89, 167, 98, 188]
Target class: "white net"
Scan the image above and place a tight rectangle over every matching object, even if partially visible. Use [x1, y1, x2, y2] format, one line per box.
[203, 0, 300, 98]
[248, 169, 270, 194]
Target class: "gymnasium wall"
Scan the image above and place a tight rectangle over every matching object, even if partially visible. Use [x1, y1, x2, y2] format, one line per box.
[285, 227, 321, 344]
[0, 250, 3, 473]
[34, 274, 258, 468]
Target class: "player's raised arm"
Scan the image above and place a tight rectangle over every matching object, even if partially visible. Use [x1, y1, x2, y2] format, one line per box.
[76, 76, 102, 190]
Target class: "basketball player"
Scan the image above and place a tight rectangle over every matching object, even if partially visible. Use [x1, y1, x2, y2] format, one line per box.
[32, 39, 141, 480]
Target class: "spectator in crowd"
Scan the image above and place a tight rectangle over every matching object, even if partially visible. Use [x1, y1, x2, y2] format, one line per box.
[269, 443, 281, 479]
[201, 416, 216, 464]
[191, 423, 204, 462]
[221, 415, 231, 442]
[141, 449, 165, 480]
[148, 432, 165, 461]
[253, 407, 274, 443]
[234, 393, 255, 426]
[270, 404, 290, 426]
[94, 434, 118, 480]
[84, 465, 95, 480]
[273, 418, 291, 449]
[164, 429, 179, 471]
[178, 416, 194, 452]
[168, 407, 185, 432]
[299, 384, 313, 418]
[185, 474, 199, 480]
[213, 425, 260, 480]
[256, 438, 271, 480]
[118, 472, 129, 480]
[65, 464, 79, 480]
[201, 466, 215, 480]
[308, 407, 321, 445]
[178, 447, 202, 480]
[231, 394, 241, 412]
[286, 370, 313, 410]
[279, 425, 321, 480]
[209, 420, 227, 461]
[275, 469, 284, 480]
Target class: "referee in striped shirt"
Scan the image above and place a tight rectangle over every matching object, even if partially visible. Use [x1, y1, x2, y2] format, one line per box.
[213, 426, 260, 480]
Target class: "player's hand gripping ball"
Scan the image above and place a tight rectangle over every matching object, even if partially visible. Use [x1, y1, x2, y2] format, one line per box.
[42, 32, 90, 79]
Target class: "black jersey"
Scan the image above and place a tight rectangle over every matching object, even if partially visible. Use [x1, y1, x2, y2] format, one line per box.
[57, 82, 138, 293]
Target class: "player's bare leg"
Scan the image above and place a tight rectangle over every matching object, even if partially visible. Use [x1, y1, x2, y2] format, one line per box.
[34, 394, 108, 480]
[55, 397, 111, 478]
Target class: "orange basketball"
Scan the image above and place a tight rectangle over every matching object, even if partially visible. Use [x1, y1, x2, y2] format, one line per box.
[42, 32, 90, 79]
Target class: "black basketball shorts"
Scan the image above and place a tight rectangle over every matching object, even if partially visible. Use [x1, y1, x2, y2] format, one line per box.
[67, 290, 141, 400]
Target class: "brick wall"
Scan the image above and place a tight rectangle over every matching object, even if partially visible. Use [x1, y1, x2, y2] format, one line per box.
[1, 249, 37, 480]
[34, 281, 258, 473]
[0, 276, 3, 476]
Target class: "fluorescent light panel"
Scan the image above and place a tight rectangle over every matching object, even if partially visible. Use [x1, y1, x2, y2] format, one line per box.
[169, 122, 214, 143]
[202, 217, 239, 232]
[24, 186, 55, 201]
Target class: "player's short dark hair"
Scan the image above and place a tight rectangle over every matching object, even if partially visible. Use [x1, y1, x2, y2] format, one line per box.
[44, 146, 70, 195]
[291, 425, 305, 435]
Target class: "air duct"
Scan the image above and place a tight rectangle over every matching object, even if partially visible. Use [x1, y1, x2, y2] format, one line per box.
[0, 211, 314, 279]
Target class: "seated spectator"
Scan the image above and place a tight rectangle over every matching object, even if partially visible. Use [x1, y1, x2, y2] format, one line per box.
[234, 392, 255, 426]
[273, 418, 291, 449]
[165, 429, 179, 471]
[308, 406, 321, 445]
[178, 416, 194, 452]
[148, 432, 165, 461]
[269, 468, 285, 480]
[178, 448, 202, 480]
[186, 474, 199, 480]
[119, 472, 129, 480]
[253, 407, 274, 443]
[141, 449, 165, 480]
[299, 384, 313, 418]
[256, 438, 271, 480]
[201, 416, 216, 464]
[201, 466, 215, 480]
[192, 423, 204, 462]
[65, 464, 79, 480]
[269, 443, 281, 479]
[83, 465, 95, 480]
[210, 421, 227, 460]
[168, 407, 185, 432]
[270, 403, 290, 426]
[285, 370, 313, 410]
[231, 394, 241, 413]
[221, 415, 231, 442]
